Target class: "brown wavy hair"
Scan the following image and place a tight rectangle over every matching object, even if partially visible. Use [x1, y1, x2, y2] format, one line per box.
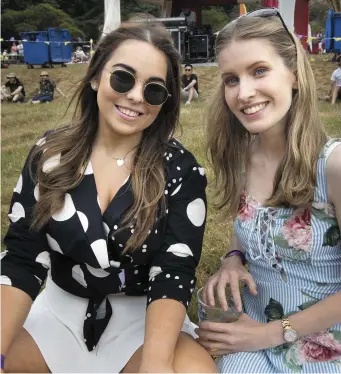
[30, 22, 181, 251]
[207, 15, 328, 219]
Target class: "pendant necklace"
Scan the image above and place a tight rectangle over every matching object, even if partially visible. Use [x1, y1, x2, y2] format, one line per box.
[111, 145, 138, 167]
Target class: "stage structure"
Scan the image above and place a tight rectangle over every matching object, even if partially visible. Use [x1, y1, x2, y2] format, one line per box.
[104, 0, 310, 62]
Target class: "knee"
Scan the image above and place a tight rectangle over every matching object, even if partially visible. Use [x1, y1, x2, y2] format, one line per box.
[174, 332, 217, 373]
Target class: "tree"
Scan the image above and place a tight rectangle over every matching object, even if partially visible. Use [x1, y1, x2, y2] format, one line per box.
[2, 3, 84, 40]
[202, 7, 229, 33]
[309, 0, 335, 33]
[327, 0, 341, 11]
[202, 3, 263, 33]
[1, 0, 161, 41]
[121, 0, 160, 20]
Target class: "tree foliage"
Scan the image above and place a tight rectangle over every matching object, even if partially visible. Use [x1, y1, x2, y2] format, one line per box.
[2, 2, 85, 40]
[1, 0, 336, 41]
[202, 7, 229, 33]
[1, 0, 160, 41]
[309, 0, 336, 33]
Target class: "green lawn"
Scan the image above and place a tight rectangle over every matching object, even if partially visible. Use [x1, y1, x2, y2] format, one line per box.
[1, 57, 340, 320]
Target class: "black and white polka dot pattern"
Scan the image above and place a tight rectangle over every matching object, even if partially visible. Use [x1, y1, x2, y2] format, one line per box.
[1, 136, 207, 352]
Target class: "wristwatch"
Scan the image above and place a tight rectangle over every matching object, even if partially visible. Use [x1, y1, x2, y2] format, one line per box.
[281, 317, 298, 343]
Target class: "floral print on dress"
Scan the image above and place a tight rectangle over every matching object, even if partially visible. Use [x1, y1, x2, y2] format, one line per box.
[274, 208, 312, 262]
[295, 331, 341, 364]
[264, 295, 341, 372]
[237, 191, 259, 222]
[274, 201, 341, 261]
[281, 208, 312, 252]
[312, 202, 341, 247]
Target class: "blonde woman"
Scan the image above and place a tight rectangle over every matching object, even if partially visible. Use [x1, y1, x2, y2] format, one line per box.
[1, 23, 216, 373]
[198, 9, 341, 373]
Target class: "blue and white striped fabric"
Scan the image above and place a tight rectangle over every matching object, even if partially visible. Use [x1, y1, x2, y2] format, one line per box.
[219, 139, 341, 373]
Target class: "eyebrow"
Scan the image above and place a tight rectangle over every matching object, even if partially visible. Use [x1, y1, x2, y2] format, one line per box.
[221, 61, 269, 78]
[112, 63, 166, 85]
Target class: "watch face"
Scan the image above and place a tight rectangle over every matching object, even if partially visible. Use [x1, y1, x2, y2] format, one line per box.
[284, 329, 298, 343]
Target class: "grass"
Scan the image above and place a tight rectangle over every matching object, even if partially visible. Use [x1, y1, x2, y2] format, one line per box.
[1, 56, 341, 321]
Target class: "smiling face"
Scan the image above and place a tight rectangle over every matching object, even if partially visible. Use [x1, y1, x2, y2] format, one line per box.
[95, 40, 168, 137]
[218, 39, 297, 135]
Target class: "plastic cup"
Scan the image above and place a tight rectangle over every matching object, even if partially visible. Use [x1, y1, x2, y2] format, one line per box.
[197, 287, 242, 323]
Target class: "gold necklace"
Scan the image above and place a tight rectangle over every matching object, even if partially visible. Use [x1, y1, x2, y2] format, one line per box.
[111, 145, 138, 167]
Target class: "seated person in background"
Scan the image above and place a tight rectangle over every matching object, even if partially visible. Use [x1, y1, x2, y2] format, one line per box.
[181, 64, 199, 105]
[1, 72, 25, 103]
[17, 41, 24, 55]
[10, 43, 17, 55]
[328, 62, 341, 104]
[179, 8, 196, 27]
[331, 50, 341, 63]
[31, 71, 57, 104]
[336, 53, 341, 64]
[75, 46, 88, 63]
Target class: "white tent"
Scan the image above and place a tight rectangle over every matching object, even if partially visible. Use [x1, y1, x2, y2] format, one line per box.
[102, 0, 121, 36]
[278, 0, 296, 32]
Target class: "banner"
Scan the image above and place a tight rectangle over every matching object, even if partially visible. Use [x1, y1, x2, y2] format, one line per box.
[102, 0, 121, 37]
[278, 0, 296, 32]
[0, 39, 93, 46]
[240, 4, 247, 16]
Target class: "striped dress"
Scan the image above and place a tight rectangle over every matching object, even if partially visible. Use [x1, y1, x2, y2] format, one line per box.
[218, 139, 341, 373]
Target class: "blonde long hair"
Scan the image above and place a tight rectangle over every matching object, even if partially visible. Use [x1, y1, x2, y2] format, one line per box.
[207, 16, 327, 219]
[30, 23, 181, 252]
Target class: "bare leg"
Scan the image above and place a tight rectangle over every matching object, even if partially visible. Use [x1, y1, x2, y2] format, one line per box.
[187, 87, 195, 103]
[12, 94, 22, 103]
[122, 332, 217, 373]
[5, 328, 50, 373]
[1, 87, 11, 101]
[331, 86, 340, 104]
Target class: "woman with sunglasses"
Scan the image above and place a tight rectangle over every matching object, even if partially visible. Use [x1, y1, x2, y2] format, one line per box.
[1, 22, 216, 373]
[197, 9, 341, 373]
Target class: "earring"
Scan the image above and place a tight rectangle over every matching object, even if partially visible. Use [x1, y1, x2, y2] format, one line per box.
[91, 83, 98, 91]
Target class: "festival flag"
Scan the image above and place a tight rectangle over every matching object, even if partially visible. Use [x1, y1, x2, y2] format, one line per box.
[240, 3, 247, 16]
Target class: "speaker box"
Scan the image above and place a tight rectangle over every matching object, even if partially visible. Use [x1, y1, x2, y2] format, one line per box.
[188, 36, 208, 57]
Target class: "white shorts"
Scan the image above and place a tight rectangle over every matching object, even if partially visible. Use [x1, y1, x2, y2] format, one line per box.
[24, 277, 197, 373]
[183, 88, 199, 101]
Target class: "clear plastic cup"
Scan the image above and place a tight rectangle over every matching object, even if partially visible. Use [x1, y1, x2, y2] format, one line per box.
[197, 287, 242, 323]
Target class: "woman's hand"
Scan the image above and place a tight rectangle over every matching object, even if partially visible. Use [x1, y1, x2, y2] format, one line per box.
[196, 314, 272, 355]
[203, 255, 257, 312]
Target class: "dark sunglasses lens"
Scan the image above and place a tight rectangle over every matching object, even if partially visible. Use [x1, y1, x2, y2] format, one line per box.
[110, 70, 135, 93]
[144, 84, 168, 105]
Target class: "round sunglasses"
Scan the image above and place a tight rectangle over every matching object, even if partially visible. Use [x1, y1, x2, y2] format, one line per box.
[104, 68, 171, 106]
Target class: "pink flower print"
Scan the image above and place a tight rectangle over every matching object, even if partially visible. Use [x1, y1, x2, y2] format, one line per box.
[296, 331, 341, 364]
[237, 191, 258, 221]
[312, 202, 336, 218]
[281, 208, 312, 252]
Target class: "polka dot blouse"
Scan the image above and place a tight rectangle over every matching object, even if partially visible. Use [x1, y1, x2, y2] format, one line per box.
[1, 136, 207, 351]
